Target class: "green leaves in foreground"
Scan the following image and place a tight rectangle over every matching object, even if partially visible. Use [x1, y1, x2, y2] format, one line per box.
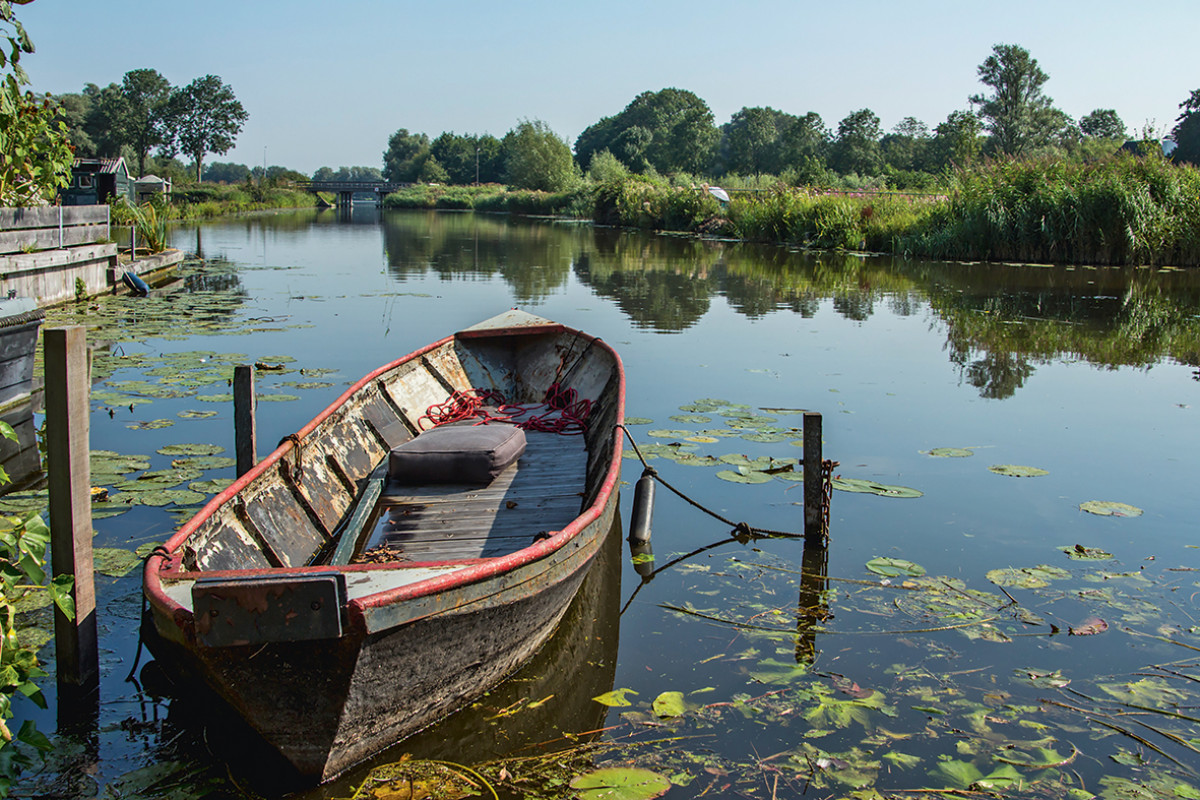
[570, 768, 671, 800]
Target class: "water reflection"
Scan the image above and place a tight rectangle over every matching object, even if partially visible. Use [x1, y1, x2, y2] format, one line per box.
[184, 209, 1200, 394]
[380, 212, 574, 303]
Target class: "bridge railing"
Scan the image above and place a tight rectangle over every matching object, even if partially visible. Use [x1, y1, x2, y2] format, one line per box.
[297, 181, 409, 193]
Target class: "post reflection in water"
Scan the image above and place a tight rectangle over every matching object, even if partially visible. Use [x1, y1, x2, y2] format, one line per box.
[794, 539, 829, 667]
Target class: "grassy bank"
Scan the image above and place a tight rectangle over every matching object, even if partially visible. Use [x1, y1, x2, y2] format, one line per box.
[602, 155, 1200, 266]
[381, 183, 594, 217]
[390, 155, 1199, 267]
[167, 184, 319, 220]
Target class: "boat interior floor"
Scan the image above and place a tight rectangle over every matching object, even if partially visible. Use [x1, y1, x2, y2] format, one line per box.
[363, 428, 589, 562]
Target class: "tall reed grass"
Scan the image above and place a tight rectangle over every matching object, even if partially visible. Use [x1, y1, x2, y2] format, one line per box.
[902, 154, 1200, 266]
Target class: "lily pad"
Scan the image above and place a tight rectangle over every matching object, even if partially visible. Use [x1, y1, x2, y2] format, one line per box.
[177, 410, 218, 419]
[741, 432, 793, 443]
[669, 414, 712, 424]
[651, 691, 687, 718]
[593, 688, 638, 707]
[126, 419, 175, 430]
[831, 478, 923, 498]
[1079, 500, 1143, 517]
[986, 565, 1070, 589]
[670, 453, 722, 467]
[1060, 544, 1114, 560]
[865, 557, 926, 577]
[189, 479, 233, 494]
[923, 447, 973, 458]
[157, 443, 226, 457]
[696, 429, 741, 438]
[716, 468, 774, 484]
[988, 464, 1049, 477]
[94, 547, 143, 578]
[623, 417, 653, 426]
[569, 768, 671, 800]
[173, 456, 237, 471]
[257, 393, 300, 402]
[647, 429, 693, 439]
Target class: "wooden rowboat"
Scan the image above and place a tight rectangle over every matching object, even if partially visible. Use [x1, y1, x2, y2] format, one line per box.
[143, 310, 625, 781]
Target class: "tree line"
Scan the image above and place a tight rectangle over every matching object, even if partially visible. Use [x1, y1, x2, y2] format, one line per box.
[53, 68, 247, 181]
[385, 44, 1200, 193]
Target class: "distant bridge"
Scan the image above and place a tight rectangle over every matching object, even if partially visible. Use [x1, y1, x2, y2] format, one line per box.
[297, 180, 410, 206]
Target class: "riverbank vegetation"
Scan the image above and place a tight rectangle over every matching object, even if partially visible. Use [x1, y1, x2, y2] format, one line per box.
[382, 152, 1200, 267]
[368, 42, 1200, 266]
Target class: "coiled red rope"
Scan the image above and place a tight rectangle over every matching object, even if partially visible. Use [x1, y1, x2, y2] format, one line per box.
[418, 383, 591, 435]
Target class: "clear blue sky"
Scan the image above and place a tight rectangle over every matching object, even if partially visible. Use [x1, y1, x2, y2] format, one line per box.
[20, 0, 1200, 175]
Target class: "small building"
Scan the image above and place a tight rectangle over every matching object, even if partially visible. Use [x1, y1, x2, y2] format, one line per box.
[1119, 138, 1177, 158]
[60, 157, 134, 205]
[135, 174, 172, 204]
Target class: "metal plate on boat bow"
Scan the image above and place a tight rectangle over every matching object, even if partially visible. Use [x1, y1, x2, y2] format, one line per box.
[192, 571, 347, 646]
[456, 309, 563, 337]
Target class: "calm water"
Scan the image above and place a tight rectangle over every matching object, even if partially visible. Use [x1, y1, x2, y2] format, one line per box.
[11, 207, 1200, 799]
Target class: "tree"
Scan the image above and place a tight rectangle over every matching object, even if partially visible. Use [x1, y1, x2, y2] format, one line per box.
[929, 109, 983, 169]
[382, 128, 430, 182]
[474, 134, 504, 183]
[830, 108, 883, 175]
[165, 75, 247, 182]
[1079, 108, 1126, 140]
[81, 82, 127, 156]
[120, 68, 172, 176]
[574, 88, 719, 175]
[778, 112, 830, 174]
[1171, 89, 1200, 165]
[721, 106, 794, 175]
[881, 116, 930, 171]
[970, 44, 1062, 156]
[0, 0, 73, 206]
[502, 119, 579, 192]
[428, 132, 507, 185]
[51, 91, 95, 154]
[203, 161, 251, 183]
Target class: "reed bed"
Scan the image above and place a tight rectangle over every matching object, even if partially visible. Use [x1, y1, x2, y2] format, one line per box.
[585, 156, 1200, 267]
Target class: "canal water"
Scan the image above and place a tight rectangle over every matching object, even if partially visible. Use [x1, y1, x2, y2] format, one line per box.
[8, 207, 1200, 799]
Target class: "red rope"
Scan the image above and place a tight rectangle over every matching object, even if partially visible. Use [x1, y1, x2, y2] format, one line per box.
[418, 383, 591, 435]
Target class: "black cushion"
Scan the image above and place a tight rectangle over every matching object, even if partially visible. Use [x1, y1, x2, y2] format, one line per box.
[388, 424, 526, 484]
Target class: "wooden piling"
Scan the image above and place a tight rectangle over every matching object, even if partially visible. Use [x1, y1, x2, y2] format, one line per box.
[44, 326, 98, 690]
[234, 364, 257, 477]
[802, 411, 823, 541]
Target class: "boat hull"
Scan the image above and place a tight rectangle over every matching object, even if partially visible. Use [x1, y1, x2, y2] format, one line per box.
[143, 313, 625, 781]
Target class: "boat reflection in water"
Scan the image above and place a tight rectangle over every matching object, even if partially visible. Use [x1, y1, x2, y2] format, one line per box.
[144, 512, 623, 797]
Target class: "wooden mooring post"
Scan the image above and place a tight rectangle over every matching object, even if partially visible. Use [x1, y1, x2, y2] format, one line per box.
[44, 327, 99, 693]
[234, 364, 257, 477]
[802, 411, 823, 542]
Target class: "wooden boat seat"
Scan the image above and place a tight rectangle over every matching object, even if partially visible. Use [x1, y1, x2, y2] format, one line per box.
[360, 428, 588, 561]
[388, 423, 526, 485]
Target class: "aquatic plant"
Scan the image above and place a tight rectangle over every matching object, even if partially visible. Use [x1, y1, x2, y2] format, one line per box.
[0, 422, 74, 794]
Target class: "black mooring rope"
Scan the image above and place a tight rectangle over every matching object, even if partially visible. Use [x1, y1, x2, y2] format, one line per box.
[126, 545, 173, 683]
[617, 424, 804, 540]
